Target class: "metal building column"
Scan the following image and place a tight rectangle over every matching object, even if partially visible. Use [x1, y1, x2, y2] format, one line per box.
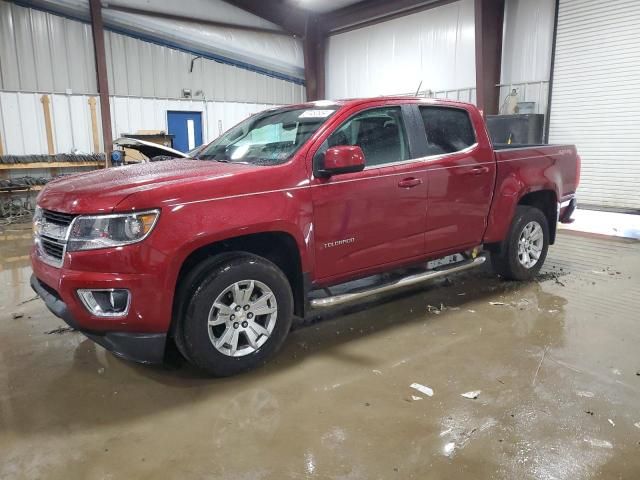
[303, 18, 326, 101]
[89, 0, 113, 161]
[474, 0, 504, 116]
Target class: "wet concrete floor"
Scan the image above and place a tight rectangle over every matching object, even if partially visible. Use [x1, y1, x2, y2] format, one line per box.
[1, 224, 639, 479]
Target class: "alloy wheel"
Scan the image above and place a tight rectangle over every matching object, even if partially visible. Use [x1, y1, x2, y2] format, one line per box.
[517, 220, 544, 268]
[207, 280, 278, 357]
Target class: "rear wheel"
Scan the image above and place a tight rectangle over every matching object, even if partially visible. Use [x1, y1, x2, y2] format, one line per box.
[177, 253, 293, 376]
[491, 205, 549, 281]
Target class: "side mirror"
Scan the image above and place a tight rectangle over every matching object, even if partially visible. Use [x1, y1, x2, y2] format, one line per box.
[316, 145, 365, 178]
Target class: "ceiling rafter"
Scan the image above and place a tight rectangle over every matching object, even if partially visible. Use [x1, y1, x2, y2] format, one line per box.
[319, 0, 451, 34]
[223, 0, 308, 37]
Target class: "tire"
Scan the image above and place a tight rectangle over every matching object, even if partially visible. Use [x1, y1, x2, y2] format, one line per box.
[177, 253, 293, 376]
[491, 205, 549, 281]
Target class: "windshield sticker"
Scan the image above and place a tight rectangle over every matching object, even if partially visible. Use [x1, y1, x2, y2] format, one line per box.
[299, 110, 334, 119]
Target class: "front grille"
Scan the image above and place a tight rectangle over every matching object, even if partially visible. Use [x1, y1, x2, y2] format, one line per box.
[42, 209, 76, 227]
[40, 235, 65, 260]
[36, 209, 76, 267]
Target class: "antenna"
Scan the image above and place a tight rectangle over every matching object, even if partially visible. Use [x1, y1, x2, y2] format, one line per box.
[414, 81, 423, 97]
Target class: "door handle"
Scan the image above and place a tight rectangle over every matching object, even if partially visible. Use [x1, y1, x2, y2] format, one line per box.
[398, 177, 422, 188]
[468, 166, 490, 175]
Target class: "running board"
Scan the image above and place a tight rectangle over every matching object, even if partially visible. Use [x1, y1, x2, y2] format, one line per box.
[310, 255, 487, 309]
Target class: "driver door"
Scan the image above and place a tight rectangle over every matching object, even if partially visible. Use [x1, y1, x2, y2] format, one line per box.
[310, 104, 427, 282]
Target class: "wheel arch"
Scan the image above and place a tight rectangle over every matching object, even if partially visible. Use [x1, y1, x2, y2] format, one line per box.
[484, 182, 559, 246]
[171, 231, 307, 338]
[517, 190, 558, 244]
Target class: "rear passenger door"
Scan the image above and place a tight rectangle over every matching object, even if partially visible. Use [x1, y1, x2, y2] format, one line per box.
[310, 104, 427, 281]
[416, 106, 496, 254]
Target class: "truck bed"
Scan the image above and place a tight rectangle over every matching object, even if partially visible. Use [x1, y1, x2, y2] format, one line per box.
[482, 143, 580, 244]
[492, 143, 549, 150]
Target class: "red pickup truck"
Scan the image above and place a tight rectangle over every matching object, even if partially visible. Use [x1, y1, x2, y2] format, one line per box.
[31, 97, 579, 376]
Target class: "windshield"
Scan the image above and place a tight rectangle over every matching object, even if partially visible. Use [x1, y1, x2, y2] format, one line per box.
[196, 106, 338, 165]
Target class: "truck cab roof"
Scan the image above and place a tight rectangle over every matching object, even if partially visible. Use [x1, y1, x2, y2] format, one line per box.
[283, 96, 476, 111]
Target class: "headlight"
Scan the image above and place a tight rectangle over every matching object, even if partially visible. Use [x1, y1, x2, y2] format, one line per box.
[33, 206, 43, 237]
[67, 210, 160, 251]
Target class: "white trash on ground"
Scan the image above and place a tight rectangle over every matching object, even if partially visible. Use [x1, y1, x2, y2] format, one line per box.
[584, 437, 613, 449]
[461, 390, 481, 399]
[443, 442, 456, 456]
[576, 390, 595, 398]
[410, 383, 434, 397]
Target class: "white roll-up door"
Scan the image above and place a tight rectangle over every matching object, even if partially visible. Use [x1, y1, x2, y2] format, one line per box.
[548, 0, 640, 210]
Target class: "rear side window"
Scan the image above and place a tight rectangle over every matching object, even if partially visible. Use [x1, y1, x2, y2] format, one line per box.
[419, 107, 476, 155]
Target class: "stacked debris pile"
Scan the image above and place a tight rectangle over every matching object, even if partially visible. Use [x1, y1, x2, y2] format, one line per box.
[0, 177, 49, 188]
[0, 153, 105, 164]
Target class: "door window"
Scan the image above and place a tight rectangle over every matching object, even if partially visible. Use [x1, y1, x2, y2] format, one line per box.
[419, 107, 476, 155]
[326, 107, 409, 167]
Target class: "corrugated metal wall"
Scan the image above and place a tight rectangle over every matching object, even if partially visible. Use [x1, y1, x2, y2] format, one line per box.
[548, 0, 640, 210]
[0, 1, 305, 155]
[0, 1, 97, 94]
[498, 0, 555, 116]
[22, 0, 305, 81]
[110, 96, 275, 144]
[0, 91, 278, 155]
[0, 91, 102, 155]
[501, 0, 555, 84]
[325, 0, 476, 99]
[104, 31, 304, 103]
[0, 1, 305, 103]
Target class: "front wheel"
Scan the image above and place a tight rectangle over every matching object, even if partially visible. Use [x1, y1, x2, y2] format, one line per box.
[178, 253, 293, 376]
[491, 205, 549, 281]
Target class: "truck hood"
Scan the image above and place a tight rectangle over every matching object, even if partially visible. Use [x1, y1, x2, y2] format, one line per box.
[37, 159, 256, 214]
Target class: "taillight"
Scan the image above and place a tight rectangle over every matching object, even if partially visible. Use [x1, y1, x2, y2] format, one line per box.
[575, 153, 581, 189]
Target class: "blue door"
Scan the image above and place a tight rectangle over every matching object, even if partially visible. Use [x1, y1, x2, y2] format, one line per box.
[167, 111, 203, 153]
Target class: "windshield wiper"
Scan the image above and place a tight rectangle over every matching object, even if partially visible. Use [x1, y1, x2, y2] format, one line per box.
[197, 155, 230, 162]
[198, 156, 251, 164]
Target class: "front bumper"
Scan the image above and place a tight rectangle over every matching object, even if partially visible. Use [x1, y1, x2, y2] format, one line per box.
[31, 274, 167, 364]
[31, 244, 173, 332]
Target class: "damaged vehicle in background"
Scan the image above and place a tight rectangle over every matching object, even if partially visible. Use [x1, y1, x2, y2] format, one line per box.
[31, 97, 579, 376]
[112, 137, 191, 163]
